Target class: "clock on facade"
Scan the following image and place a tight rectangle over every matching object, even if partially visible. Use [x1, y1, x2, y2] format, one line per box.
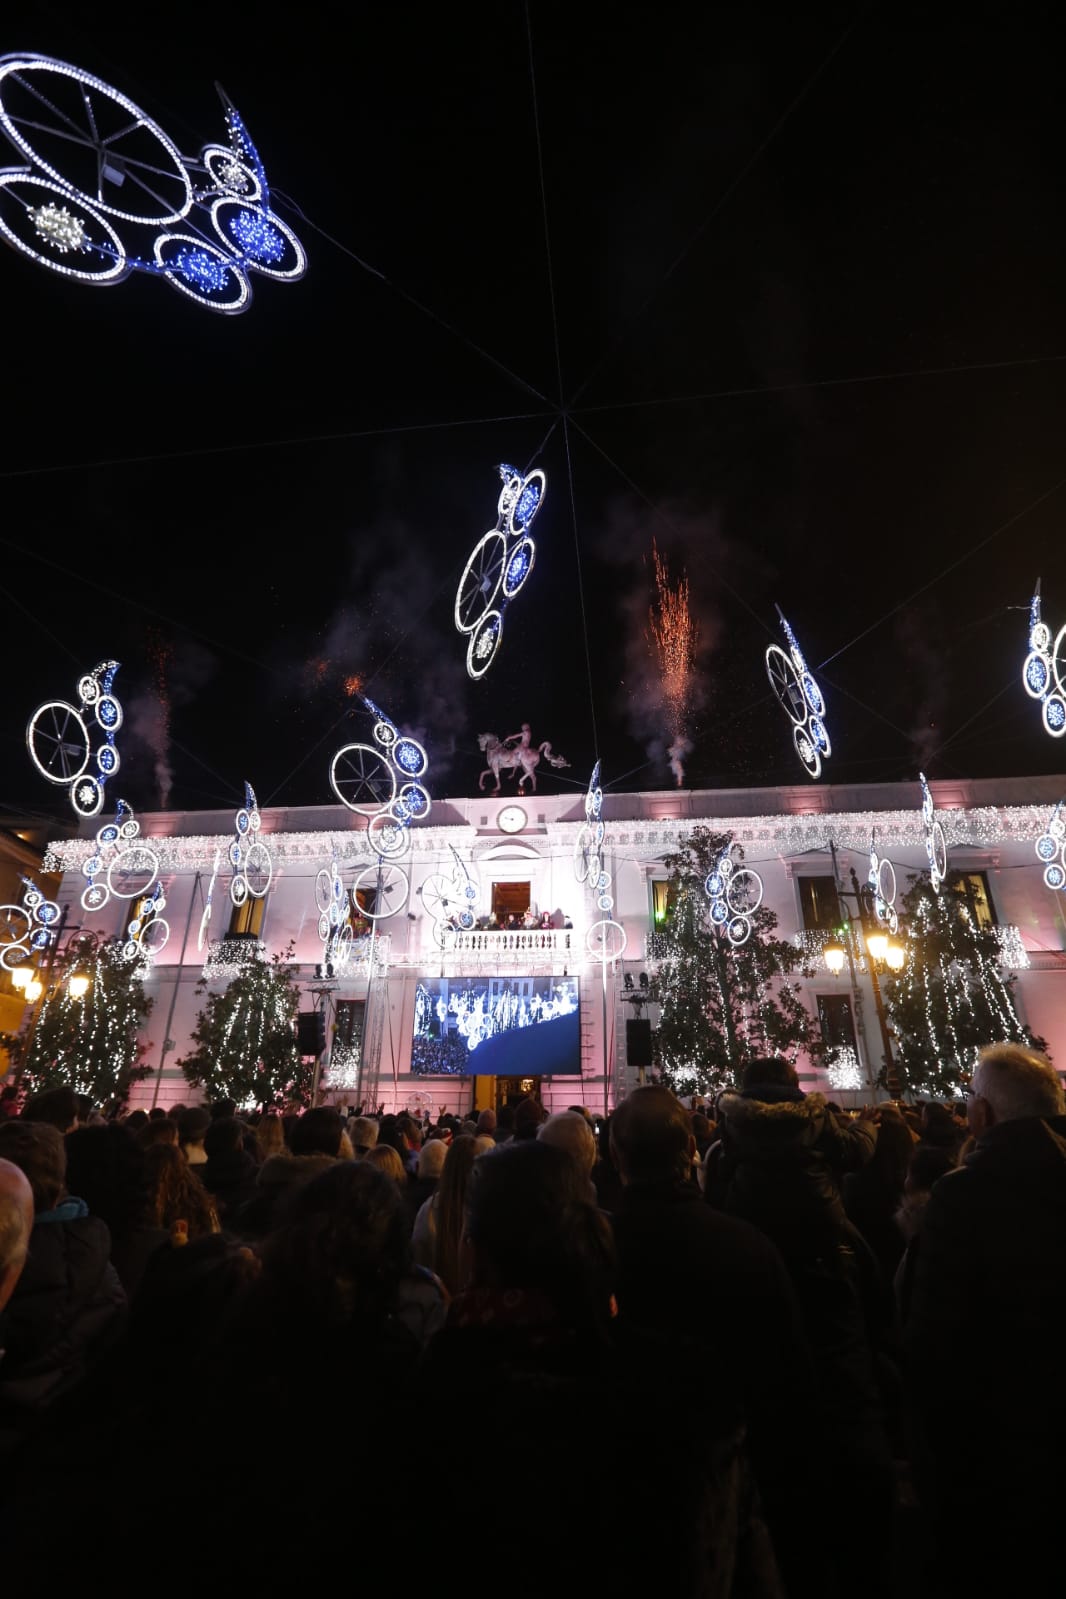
[497, 804, 527, 834]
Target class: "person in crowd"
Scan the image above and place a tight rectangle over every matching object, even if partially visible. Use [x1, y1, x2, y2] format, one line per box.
[475, 1107, 497, 1139]
[0, 1157, 34, 1315]
[199, 1116, 259, 1225]
[425, 1131, 478, 1296]
[916, 1100, 963, 1157]
[64, 1122, 169, 1298]
[289, 1106, 344, 1159]
[234, 1110, 343, 1241]
[209, 1098, 237, 1121]
[123, 1109, 149, 1132]
[591, 1111, 624, 1212]
[143, 1143, 220, 1242]
[394, 1112, 422, 1176]
[20, 1087, 79, 1134]
[364, 1143, 407, 1187]
[843, 1104, 914, 1290]
[254, 1112, 286, 1163]
[609, 1086, 823, 1596]
[347, 1115, 379, 1156]
[892, 1143, 957, 1329]
[176, 1105, 210, 1167]
[710, 1056, 893, 1594]
[904, 1043, 1066, 1595]
[136, 1116, 179, 1149]
[407, 1135, 447, 1231]
[537, 1110, 597, 1199]
[512, 1096, 546, 1141]
[0, 1120, 126, 1461]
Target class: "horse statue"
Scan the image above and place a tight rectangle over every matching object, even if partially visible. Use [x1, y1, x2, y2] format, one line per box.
[478, 728, 570, 793]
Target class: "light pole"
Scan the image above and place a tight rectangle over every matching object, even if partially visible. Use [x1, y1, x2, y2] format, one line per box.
[822, 858, 906, 1097]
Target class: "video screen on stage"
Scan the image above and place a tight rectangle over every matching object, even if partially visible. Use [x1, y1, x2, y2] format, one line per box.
[411, 975, 581, 1077]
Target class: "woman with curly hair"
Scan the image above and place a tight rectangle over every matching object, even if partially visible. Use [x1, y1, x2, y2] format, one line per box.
[144, 1142, 220, 1242]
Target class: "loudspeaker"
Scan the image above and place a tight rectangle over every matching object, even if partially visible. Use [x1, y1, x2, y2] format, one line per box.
[297, 1011, 327, 1056]
[626, 1017, 653, 1067]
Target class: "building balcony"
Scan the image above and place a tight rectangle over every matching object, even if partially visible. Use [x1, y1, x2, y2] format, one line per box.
[428, 927, 573, 959]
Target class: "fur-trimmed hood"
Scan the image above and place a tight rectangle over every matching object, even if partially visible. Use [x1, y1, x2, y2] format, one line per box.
[256, 1152, 337, 1190]
[718, 1091, 827, 1125]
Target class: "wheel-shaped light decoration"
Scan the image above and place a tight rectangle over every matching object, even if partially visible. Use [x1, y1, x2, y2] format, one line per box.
[704, 843, 763, 947]
[0, 55, 305, 315]
[0, 876, 62, 971]
[353, 861, 410, 921]
[919, 772, 948, 894]
[27, 659, 121, 818]
[765, 608, 830, 780]
[120, 880, 169, 965]
[80, 799, 153, 913]
[330, 696, 432, 888]
[419, 844, 480, 945]
[455, 463, 546, 679]
[1036, 799, 1066, 894]
[1022, 581, 1066, 736]
[575, 764, 626, 962]
[197, 847, 222, 951]
[316, 855, 361, 972]
[229, 782, 270, 905]
[867, 838, 899, 934]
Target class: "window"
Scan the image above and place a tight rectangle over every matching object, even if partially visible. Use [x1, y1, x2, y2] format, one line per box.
[651, 880, 670, 924]
[228, 893, 266, 938]
[797, 875, 840, 932]
[817, 994, 857, 1051]
[950, 870, 997, 929]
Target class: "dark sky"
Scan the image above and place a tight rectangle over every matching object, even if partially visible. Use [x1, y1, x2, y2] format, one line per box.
[1, 1, 1064, 830]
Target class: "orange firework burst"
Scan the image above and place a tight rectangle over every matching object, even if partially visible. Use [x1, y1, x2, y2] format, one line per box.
[343, 674, 363, 697]
[308, 657, 330, 684]
[647, 541, 699, 785]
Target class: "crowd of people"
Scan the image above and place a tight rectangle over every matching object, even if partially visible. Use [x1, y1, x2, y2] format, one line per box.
[0, 1042, 1064, 1596]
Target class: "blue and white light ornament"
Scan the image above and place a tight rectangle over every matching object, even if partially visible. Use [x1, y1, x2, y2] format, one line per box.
[197, 848, 223, 953]
[574, 763, 627, 962]
[919, 772, 948, 894]
[1022, 581, 1066, 738]
[229, 783, 272, 906]
[455, 464, 546, 679]
[0, 876, 62, 971]
[704, 844, 764, 947]
[121, 879, 170, 965]
[27, 660, 122, 819]
[765, 608, 831, 779]
[80, 799, 159, 915]
[867, 838, 899, 934]
[315, 856, 358, 973]
[329, 696, 428, 915]
[0, 54, 305, 315]
[1035, 800, 1066, 893]
[420, 844, 480, 951]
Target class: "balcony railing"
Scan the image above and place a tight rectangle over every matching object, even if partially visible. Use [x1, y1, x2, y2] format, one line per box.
[433, 928, 572, 957]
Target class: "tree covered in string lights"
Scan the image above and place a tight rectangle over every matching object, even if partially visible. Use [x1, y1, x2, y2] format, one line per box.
[885, 873, 1047, 1097]
[651, 827, 821, 1096]
[12, 940, 154, 1108]
[177, 944, 311, 1109]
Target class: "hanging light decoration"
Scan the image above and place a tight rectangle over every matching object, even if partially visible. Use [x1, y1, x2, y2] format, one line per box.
[919, 772, 948, 893]
[454, 464, 546, 679]
[764, 607, 831, 779]
[575, 761, 627, 963]
[1022, 581, 1066, 737]
[26, 659, 122, 819]
[703, 842, 764, 947]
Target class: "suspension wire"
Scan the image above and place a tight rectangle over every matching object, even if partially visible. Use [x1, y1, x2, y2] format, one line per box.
[925, 676, 1019, 762]
[0, 407, 556, 482]
[571, 350, 1066, 418]
[524, 0, 566, 407]
[816, 476, 1066, 671]
[816, 670, 969, 780]
[570, 417, 778, 640]
[565, 8, 866, 410]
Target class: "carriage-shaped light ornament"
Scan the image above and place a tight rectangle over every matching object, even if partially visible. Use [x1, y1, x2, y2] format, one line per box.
[704, 843, 764, 947]
[1022, 581, 1066, 738]
[314, 855, 361, 973]
[867, 838, 899, 934]
[0, 54, 306, 314]
[26, 660, 122, 819]
[328, 695, 428, 921]
[120, 878, 170, 965]
[919, 772, 948, 894]
[1035, 800, 1066, 893]
[454, 463, 546, 680]
[79, 798, 159, 915]
[764, 608, 831, 779]
[421, 844, 480, 952]
[574, 762, 627, 963]
[229, 783, 272, 907]
[0, 875, 62, 972]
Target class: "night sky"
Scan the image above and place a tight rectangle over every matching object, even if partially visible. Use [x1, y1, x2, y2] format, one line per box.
[1, 2, 1063, 830]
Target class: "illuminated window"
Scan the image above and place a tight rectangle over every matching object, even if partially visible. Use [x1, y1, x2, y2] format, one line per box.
[817, 994, 857, 1051]
[950, 870, 997, 929]
[651, 881, 670, 923]
[798, 876, 841, 932]
[228, 893, 266, 938]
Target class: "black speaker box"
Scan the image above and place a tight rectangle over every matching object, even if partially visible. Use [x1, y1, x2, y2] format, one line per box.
[626, 1016, 653, 1067]
[297, 1011, 327, 1056]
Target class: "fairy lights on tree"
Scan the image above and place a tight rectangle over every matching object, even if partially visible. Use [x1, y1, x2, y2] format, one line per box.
[1022, 581, 1066, 737]
[0, 54, 306, 314]
[652, 825, 820, 1096]
[177, 942, 311, 1109]
[454, 464, 545, 678]
[765, 608, 831, 779]
[885, 872, 1046, 1097]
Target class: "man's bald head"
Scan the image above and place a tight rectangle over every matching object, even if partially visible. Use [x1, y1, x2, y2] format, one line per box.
[0, 1157, 34, 1315]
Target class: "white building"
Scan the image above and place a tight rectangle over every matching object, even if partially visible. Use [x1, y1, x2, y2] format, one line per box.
[38, 772, 1066, 1113]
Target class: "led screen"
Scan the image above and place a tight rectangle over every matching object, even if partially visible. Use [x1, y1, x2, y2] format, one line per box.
[411, 974, 581, 1077]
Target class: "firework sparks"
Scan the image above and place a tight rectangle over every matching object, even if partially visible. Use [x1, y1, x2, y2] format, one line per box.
[343, 674, 363, 697]
[647, 541, 699, 786]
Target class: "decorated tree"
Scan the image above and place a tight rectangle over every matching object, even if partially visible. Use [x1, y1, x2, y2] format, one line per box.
[886, 872, 1047, 1097]
[12, 938, 154, 1108]
[652, 826, 821, 1096]
[177, 944, 312, 1109]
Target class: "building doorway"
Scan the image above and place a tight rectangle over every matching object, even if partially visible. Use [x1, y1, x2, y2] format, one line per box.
[496, 1074, 541, 1109]
[492, 881, 531, 925]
